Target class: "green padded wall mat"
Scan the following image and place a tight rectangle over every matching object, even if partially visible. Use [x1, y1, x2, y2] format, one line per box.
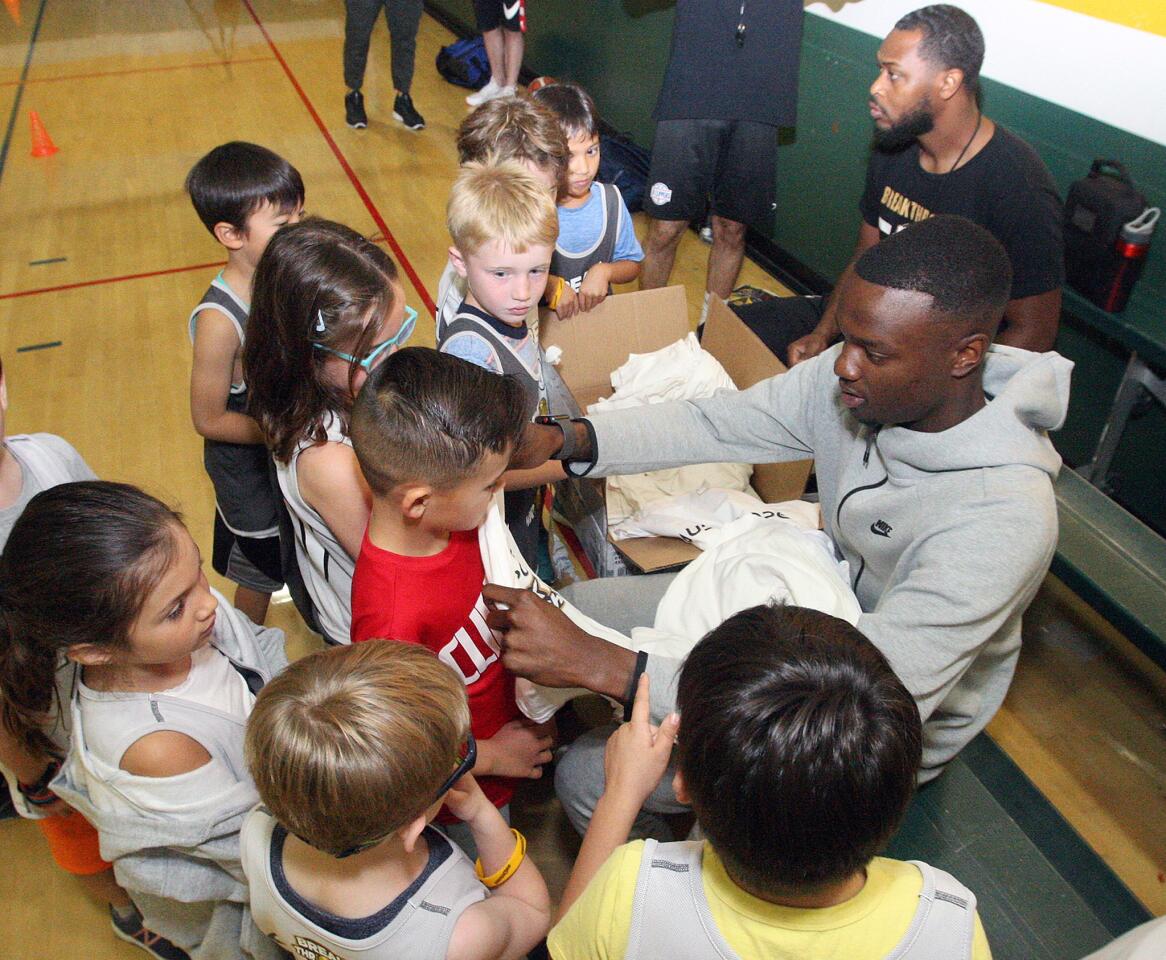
[887, 735, 1150, 960]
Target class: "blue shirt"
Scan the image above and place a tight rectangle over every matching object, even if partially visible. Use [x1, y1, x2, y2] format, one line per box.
[556, 182, 643, 290]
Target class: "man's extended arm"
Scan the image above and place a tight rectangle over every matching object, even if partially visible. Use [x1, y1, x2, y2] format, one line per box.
[512, 356, 821, 480]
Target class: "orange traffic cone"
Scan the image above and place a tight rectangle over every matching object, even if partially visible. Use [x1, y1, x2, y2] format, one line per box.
[29, 111, 58, 158]
[3, 0, 19, 25]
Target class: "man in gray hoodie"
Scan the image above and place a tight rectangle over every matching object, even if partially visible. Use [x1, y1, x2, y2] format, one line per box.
[485, 214, 1072, 834]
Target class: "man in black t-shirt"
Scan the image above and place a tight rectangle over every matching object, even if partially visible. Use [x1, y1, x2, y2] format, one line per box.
[639, 0, 805, 326]
[786, 5, 1063, 365]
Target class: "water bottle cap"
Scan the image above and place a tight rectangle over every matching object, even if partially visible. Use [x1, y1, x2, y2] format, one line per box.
[1121, 206, 1160, 243]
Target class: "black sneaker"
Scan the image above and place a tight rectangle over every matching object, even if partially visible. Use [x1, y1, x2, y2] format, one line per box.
[111, 905, 192, 960]
[345, 89, 367, 129]
[393, 92, 425, 131]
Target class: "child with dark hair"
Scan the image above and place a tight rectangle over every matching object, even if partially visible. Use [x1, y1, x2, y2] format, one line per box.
[531, 81, 642, 318]
[0, 364, 188, 958]
[242, 641, 551, 960]
[549, 604, 991, 960]
[349, 347, 554, 853]
[184, 141, 305, 626]
[0, 481, 288, 959]
[243, 217, 415, 646]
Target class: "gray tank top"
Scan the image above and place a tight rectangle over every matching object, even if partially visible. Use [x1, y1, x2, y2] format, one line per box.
[188, 276, 280, 537]
[624, 840, 977, 960]
[440, 306, 546, 419]
[551, 182, 622, 292]
[241, 811, 487, 960]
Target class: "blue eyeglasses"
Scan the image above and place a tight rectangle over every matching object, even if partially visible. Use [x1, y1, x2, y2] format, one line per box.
[313, 305, 417, 370]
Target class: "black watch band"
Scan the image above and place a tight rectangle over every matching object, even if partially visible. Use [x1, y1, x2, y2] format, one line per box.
[537, 416, 579, 462]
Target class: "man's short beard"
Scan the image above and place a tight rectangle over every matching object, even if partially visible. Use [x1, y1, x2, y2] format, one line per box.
[873, 97, 935, 151]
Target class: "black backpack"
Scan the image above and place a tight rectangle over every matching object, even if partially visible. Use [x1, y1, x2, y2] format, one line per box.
[436, 36, 490, 90]
[598, 134, 652, 213]
[1064, 159, 1147, 302]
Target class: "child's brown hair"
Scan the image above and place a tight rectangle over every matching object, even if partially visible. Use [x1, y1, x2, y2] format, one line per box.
[245, 641, 470, 856]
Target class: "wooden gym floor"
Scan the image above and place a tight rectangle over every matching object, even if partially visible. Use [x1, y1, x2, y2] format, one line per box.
[0, 2, 1161, 957]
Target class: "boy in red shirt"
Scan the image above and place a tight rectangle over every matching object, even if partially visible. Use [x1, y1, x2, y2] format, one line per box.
[349, 347, 554, 848]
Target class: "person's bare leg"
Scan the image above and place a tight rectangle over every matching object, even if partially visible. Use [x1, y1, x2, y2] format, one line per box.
[234, 585, 271, 625]
[482, 27, 505, 86]
[640, 218, 689, 290]
[76, 868, 132, 908]
[502, 29, 523, 87]
[706, 214, 747, 300]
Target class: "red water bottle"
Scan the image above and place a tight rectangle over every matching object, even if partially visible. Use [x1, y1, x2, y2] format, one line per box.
[1102, 206, 1159, 312]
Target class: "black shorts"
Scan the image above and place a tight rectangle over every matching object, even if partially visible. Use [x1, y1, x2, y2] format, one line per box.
[212, 511, 284, 594]
[644, 118, 777, 230]
[474, 0, 525, 32]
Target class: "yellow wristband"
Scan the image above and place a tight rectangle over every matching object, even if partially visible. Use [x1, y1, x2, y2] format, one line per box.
[547, 277, 565, 311]
[474, 828, 527, 889]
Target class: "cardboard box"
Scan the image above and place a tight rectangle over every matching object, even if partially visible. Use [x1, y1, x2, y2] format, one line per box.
[542, 286, 813, 574]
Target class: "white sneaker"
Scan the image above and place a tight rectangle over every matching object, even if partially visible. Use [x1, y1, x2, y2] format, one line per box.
[466, 79, 503, 107]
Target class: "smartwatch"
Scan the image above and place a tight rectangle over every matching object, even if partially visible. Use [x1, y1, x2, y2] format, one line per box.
[536, 415, 578, 461]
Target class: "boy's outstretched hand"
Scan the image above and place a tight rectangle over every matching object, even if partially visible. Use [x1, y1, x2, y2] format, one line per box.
[476, 718, 556, 780]
[443, 772, 491, 825]
[575, 264, 612, 313]
[604, 673, 680, 808]
[555, 673, 681, 923]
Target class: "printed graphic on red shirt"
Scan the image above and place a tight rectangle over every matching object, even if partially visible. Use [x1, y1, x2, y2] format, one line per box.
[437, 594, 502, 684]
[350, 529, 520, 810]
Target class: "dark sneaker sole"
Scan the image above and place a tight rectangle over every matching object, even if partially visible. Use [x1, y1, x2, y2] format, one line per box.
[111, 922, 192, 960]
[392, 112, 424, 130]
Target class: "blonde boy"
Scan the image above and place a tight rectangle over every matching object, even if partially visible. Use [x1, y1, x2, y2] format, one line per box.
[439, 162, 566, 566]
[184, 142, 304, 624]
[242, 641, 551, 960]
[436, 97, 568, 339]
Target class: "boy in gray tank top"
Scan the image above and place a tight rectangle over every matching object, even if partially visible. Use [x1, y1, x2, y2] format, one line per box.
[241, 641, 551, 960]
[440, 162, 570, 570]
[549, 605, 990, 960]
[184, 142, 304, 625]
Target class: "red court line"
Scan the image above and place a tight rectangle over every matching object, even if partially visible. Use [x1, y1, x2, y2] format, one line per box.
[238, 0, 437, 318]
[0, 260, 224, 301]
[0, 56, 277, 88]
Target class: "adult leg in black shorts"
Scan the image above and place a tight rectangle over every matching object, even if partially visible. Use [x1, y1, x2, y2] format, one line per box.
[641, 119, 777, 304]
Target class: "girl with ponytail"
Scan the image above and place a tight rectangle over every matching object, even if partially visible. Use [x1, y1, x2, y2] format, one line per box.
[0, 480, 287, 960]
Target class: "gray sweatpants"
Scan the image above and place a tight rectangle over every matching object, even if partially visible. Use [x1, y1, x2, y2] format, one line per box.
[343, 0, 424, 94]
[553, 573, 692, 839]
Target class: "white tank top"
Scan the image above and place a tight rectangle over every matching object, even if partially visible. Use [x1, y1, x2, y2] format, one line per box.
[275, 413, 355, 644]
[77, 643, 254, 810]
[241, 809, 487, 960]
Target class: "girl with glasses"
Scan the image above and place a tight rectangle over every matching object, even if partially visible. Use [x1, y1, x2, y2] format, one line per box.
[244, 218, 415, 646]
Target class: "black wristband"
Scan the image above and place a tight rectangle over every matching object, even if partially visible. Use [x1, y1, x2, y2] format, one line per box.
[536, 415, 578, 461]
[622, 650, 650, 722]
[537, 416, 597, 475]
[565, 419, 598, 477]
[17, 757, 61, 804]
